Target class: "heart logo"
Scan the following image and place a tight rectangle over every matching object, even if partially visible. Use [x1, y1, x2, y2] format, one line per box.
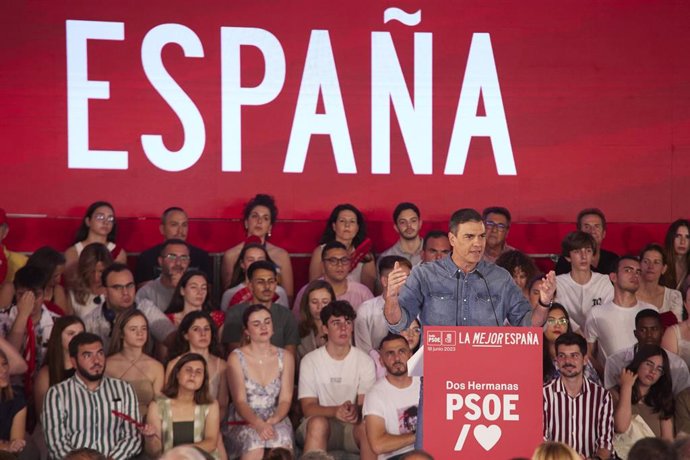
[473, 424, 502, 451]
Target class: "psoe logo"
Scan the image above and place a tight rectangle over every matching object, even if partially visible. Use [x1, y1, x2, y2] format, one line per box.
[427, 331, 443, 345]
[443, 332, 456, 346]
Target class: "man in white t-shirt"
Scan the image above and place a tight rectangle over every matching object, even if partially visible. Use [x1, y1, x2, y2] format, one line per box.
[555, 231, 614, 331]
[585, 255, 657, 375]
[297, 300, 376, 458]
[363, 333, 420, 459]
[355, 256, 412, 354]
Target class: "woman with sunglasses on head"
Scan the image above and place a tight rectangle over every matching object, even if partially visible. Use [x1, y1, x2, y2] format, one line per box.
[225, 305, 294, 459]
[308, 204, 377, 293]
[542, 304, 600, 384]
[64, 201, 127, 277]
[106, 309, 165, 419]
[142, 353, 221, 459]
[221, 194, 294, 302]
[610, 345, 673, 457]
[66, 243, 113, 319]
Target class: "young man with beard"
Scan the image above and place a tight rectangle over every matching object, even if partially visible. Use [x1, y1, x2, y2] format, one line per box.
[42, 332, 142, 459]
[135, 239, 191, 311]
[543, 332, 614, 460]
[363, 333, 420, 459]
[379, 203, 424, 266]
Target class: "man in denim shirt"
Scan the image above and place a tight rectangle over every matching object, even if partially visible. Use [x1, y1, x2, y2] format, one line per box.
[383, 208, 557, 448]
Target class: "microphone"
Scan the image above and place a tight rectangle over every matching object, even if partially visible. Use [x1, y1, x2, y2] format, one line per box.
[94, 295, 102, 305]
[475, 270, 500, 326]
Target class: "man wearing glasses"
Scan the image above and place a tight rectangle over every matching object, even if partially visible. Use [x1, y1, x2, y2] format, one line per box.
[135, 239, 191, 311]
[82, 263, 176, 351]
[481, 206, 515, 263]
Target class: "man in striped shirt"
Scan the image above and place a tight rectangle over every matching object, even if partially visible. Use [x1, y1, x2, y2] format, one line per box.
[42, 332, 142, 460]
[543, 332, 614, 460]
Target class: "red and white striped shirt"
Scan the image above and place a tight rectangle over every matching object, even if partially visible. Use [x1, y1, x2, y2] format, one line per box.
[543, 376, 614, 458]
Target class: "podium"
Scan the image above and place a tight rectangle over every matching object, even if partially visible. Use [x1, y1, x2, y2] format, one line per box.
[422, 326, 543, 458]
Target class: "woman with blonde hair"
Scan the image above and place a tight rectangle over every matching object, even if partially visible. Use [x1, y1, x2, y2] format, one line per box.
[531, 441, 579, 460]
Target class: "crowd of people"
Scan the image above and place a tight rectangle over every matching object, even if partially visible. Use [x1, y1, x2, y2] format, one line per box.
[1, 198, 690, 460]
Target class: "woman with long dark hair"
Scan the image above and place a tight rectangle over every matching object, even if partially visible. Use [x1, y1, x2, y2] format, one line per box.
[542, 304, 600, 384]
[221, 194, 293, 301]
[612, 345, 674, 444]
[64, 201, 127, 276]
[66, 242, 113, 318]
[166, 270, 224, 330]
[308, 204, 376, 292]
[661, 219, 690, 291]
[297, 280, 335, 359]
[142, 353, 221, 458]
[637, 243, 683, 323]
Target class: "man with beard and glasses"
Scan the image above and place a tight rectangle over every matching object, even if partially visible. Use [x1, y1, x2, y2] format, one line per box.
[363, 333, 420, 459]
[135, 239, 191, 311]
[42, 332, 141, 460]
[379, 203, 424, 267]
[481, 206, 516, 263]
[543, 332, 614, 460]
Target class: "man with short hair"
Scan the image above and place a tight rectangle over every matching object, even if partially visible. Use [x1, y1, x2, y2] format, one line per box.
[0, 208, 28, 284]
[378, 203, 423, 266]
[384, 208, 555, 448]
[297, 301, 376, 458]
[481, 206, 516, 263]
[294, 242, 374, 312]
[221, 260, 299, 354]
[585, 255, 657, 374]
[363, 333, 420, 459]
[355, 256, 412, 354]
[134, 207, 211, 286]
[421, 231, 451, 263]
[42, 332, 141, 459]
[82, 263, 176, 350]
[555, 231, 614, 332]
[555, 208, 619, 275]
[0, 265, 60, 387]
[604, 309, 690, 395]
[135, 239, 190, 311]
[543, 332, 614, 459]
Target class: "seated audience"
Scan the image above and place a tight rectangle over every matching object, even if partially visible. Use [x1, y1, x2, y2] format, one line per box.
[166, 270, 224, 329]
[308, 204, 376, 293]
[378, 203, 423, 266]
[0, 349, 29, 459]
[82, 263, 176, 351]
[136, 239, 191, 312]
[543, 333, 613, 459]
[420, 230, 450, 264]
[363, 333, 420, 459]
[482, 206, 516, 263]
[222, 194, 294, 301]
[542, 304, 600, 385]
[106, 309, 164, 419]
[297, 280, 335, 360]
[66, 243, 113, 319]
[495, 249, 539, 299]
[34, 316, 85, 415]
[42, 332, 142, 459]
[606, 309, 690, 396]
[296, 242, 374, 314]
[167, 311, 228, 423]
[0, 246, 67, 313]
[555, 231, 614, 331]
[297, 301, 375, 458]
[0, 266, 61, 391]
[222, 261, 299, 356]
[611, 345, 674, 457]
[661, 219, 690, 292]
[662, 284, 690, 369]
[64, 201, 127, 276]
[220, 244, 288, 312]
[134, 207, 212, 287]
[637, 243, 683, 323]
[355, 256, 412, 355]
[143, 353, 220, 459]
[585, 255, 656, 375]
[225, 305, 295, 459]
[555, 208, 618, 276]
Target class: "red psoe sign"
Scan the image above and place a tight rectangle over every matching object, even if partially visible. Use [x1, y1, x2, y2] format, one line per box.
[423, 327, 543, 458]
